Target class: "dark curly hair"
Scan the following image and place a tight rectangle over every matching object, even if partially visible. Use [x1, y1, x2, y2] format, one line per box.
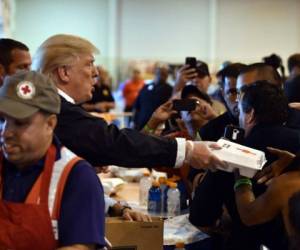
[240, 80, 288, 124]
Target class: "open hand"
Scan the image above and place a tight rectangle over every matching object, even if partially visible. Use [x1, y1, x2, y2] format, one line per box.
[255, 147, 295, 185]
[185, 140, 225, 170]
[122, 208, 152, 222]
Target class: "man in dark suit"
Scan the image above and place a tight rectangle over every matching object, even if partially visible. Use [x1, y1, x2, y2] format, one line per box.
[32, 34, 224, 170]
[190, 81, 300, 250]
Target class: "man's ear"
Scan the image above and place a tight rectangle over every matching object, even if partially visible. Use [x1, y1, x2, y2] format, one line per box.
[46, 114, 57, 133]
[56, 66, 70, 83]
[247, 108, 256, 124]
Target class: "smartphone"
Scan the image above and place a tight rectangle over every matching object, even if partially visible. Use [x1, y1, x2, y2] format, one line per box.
[172, 99, 197, 111]
[223, 125, 245, 143]
[185, 57, 197, 69]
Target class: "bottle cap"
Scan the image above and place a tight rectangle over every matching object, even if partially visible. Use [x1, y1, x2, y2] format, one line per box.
[143, 172, 150, 177]
[175, 241, 185, 248]
[168, 182, 177, 188]
[169, 175, 181, 182]
[158, 176, 167, 184]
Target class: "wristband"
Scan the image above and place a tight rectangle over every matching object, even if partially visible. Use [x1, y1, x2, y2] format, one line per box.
[120, 205, 132, 215]
[234, 178, 252, 191]
[144, 124, 155, 133]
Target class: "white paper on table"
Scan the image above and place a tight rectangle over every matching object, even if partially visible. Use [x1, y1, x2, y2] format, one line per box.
[164, 214, 209, 245]
[99, 177, 126, 195]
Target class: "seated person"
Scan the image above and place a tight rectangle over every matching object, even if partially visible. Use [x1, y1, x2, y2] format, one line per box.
[234, 146, 300, 250]
[0, 71, 105, 250]
[143, 85, 217, 138]
[142, 85, 217, 197]
[255, 148, 300, 249]
[199, 62, 246, 141]
[82, 66, 115, 113]
[190, 81, 300, 250]
[179, 85, 217, 139]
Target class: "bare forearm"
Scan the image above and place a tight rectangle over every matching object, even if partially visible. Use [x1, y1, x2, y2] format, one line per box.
[235, 185, 257, 225]
[142, 118, 162, 134]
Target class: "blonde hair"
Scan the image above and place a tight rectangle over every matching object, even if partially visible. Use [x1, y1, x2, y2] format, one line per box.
[33, 34, 99, 79]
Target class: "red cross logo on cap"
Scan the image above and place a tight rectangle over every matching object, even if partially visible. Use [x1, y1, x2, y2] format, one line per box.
[16, 81, 36, 100]
[21, 85, 31, 95]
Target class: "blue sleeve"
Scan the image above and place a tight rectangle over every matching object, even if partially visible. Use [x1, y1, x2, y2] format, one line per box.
[58, 160, 106, 247]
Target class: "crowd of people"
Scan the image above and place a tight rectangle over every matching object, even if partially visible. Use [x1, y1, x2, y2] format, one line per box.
[0, 35, 300, 250]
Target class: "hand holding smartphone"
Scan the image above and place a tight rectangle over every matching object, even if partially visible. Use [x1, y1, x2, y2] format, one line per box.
[185, 57, 197, 69]
[172, 99, 197, 111]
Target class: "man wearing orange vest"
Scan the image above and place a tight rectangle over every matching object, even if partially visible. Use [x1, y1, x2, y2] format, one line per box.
[0, 71, 106, 250]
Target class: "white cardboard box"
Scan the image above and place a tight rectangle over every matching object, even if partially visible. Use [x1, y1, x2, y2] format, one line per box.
[212, 139, 267, 178]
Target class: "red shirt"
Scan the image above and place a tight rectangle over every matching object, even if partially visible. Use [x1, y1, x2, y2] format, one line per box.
[122, 79, 144, 107]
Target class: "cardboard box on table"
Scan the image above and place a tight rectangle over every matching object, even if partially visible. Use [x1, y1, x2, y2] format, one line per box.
[105, 217, 163, 250]
[213, 139, 267, 178]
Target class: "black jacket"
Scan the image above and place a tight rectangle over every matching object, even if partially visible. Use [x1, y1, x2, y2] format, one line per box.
[55, 97, 177, 167]
[200, 111, 239, 141]
[133, 82, 173, 130]
[190, 123, 300, 250]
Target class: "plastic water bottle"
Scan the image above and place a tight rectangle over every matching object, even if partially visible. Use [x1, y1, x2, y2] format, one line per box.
[174, 241, 186, 250]
[139, 172, 152, 206]
[147, 181, 161, 213]
[167, 182, 180, 216]
[169, 175, 188, 210]
[158, 177, 168, 213]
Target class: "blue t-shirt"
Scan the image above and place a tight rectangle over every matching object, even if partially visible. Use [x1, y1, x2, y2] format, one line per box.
[2, 140, 105, 247]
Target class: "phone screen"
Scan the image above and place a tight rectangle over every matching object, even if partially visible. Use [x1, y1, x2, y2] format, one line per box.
[223, 125, 245, 143]
[172, 99, 197, 111]
[185, 57, 197, 69]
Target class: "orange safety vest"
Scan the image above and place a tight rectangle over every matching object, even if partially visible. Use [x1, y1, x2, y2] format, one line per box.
[0, 144, 82, 250]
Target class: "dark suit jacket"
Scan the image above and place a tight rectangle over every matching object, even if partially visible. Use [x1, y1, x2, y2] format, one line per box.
[54, 97, 177, 167]
[190, 123, 300, 250]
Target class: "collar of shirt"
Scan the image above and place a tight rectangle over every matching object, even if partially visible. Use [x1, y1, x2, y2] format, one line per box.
[57, 88, 75, 104]
[2, 136, 63, 202]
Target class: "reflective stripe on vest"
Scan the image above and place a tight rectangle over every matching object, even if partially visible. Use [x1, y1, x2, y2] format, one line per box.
[48, 147, 77, 216]
[48, 147, 80, 240]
